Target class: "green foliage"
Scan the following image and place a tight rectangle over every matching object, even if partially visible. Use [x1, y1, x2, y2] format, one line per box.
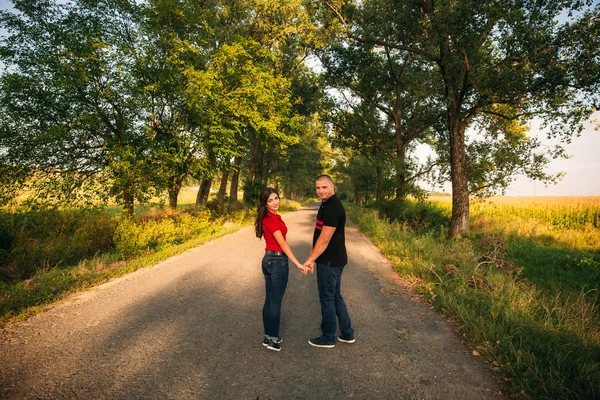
[339, 153, 396, 203]
[320, 24, 441, 199]
[0, 0, 327, 212]
[322, 0, 600, 235]
[0, 0, 152, 211]
[279, 115, 331, 199]
[345, 155, 379, 201]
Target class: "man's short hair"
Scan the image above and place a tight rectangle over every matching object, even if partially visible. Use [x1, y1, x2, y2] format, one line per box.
[316, 174, 334, 185]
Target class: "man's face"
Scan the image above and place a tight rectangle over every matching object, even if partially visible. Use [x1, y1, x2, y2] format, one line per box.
[315, 178, 335, 201]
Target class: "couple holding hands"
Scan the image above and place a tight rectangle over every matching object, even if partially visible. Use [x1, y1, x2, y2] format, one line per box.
[254, 175, 355, 352]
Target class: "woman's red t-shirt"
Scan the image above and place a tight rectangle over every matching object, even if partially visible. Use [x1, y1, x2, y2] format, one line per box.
[262, 211, 287, 252]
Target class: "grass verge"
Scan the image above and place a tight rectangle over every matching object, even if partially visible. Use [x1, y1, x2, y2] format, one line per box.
[347, 202, 600, 400]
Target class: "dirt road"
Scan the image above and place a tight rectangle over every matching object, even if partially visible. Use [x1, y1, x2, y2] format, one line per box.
[0, 205, 501, 399]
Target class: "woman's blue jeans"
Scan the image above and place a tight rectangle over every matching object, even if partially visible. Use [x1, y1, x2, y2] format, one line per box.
[316, 262, 354, 344]
[262, 254, 289, 339]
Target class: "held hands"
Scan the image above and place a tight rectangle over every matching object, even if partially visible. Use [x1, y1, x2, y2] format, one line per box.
[302, 260, 315, 274]
[295, 262, 309, 275]
[294, 260, 315, 275]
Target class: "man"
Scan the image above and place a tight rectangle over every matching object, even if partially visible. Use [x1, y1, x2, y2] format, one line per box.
[304, 175, 355, 348]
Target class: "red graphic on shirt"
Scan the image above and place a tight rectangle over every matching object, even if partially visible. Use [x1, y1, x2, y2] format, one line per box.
[315, 218, 323, 231]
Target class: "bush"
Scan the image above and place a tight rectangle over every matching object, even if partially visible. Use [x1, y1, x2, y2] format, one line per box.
[368, 199, 450, 231]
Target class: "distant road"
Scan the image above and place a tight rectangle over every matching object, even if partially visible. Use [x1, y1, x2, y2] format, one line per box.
[0, 204, 501, 399]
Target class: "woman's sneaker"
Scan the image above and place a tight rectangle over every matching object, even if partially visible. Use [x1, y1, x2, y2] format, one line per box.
[263, 337, 283, 347]
[266, 338, 282, 352]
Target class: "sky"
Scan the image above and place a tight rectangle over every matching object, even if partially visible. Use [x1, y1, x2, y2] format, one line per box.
[420, 113, 600, 196]
[1, 1, 599, 196]
[505, 114, 599, 196]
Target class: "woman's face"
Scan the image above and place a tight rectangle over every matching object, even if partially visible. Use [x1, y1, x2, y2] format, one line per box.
[266, 192, 280, 213]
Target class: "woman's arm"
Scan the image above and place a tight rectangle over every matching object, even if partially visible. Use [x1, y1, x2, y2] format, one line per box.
[272, 230, 308, 274]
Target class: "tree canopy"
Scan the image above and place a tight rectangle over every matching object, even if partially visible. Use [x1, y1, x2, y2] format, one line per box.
[1, 0, 598, 234]
[317, 0, 600, 236]
[0, 0, 328, 213]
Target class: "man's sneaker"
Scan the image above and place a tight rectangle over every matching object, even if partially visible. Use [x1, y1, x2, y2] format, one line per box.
[337, 335, 356, 344]
[266, 339, 281, 352]
[263, 337, 282, 347]
[308, 337, 335, 348]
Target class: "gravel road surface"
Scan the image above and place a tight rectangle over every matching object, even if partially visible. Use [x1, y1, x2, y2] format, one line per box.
[0, 204, 502, 399]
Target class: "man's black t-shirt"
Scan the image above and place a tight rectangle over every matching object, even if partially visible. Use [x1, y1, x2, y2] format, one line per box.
[313, 194, 347, 266]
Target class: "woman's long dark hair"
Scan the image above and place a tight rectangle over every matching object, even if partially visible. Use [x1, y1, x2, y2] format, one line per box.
[254, 187, 279, 238]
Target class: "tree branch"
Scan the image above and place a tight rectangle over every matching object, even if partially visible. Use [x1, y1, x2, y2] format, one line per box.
[324, 1, 434, 60]
[406, 159, 442, 184]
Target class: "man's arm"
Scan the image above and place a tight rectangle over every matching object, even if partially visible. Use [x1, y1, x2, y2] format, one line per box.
[305, 226, 336, 266]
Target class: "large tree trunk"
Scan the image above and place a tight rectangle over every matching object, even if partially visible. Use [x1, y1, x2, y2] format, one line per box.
[244, 139, 262, 204]
[217, 170, 229, 205]
[123, 183, 134, 216]
[229, 156, 241, 202]
[248, 139, 259, 183]
[393, 109, 408, 199]
[395, 143, 407, 200]
[438, 32, 470, 238]
[448, 113, 470, 237]
[168, 185, 180, 210]
[195, 178, 213, 208]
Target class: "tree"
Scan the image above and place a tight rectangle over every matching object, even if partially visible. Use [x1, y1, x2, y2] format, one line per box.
[320, 0, 600, 236]
[419, 0, 598, 236]
[0, 0, 344, 212]
[0, 0, 151, 214]
[134, 0, 215, 210]
[341, 152, 390, 205]
[184, 37, 301, 204]
[328, 101, 392, 202]
[318, 11, 442, 200]
[280, 114, 331, 200]
[276, 55, 330, 200]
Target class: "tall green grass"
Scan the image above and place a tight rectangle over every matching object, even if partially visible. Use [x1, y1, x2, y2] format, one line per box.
[348, 201, 600, 400]
[431, 196, 600, 251]
[428, 196, 600, 230]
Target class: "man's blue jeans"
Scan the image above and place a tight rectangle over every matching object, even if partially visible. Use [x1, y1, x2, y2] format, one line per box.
[262, 255, 289, 339]
[316, 262, 354, 344]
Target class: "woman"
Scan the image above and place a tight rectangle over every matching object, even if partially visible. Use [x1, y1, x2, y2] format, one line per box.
[254, 187, 307, 352]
